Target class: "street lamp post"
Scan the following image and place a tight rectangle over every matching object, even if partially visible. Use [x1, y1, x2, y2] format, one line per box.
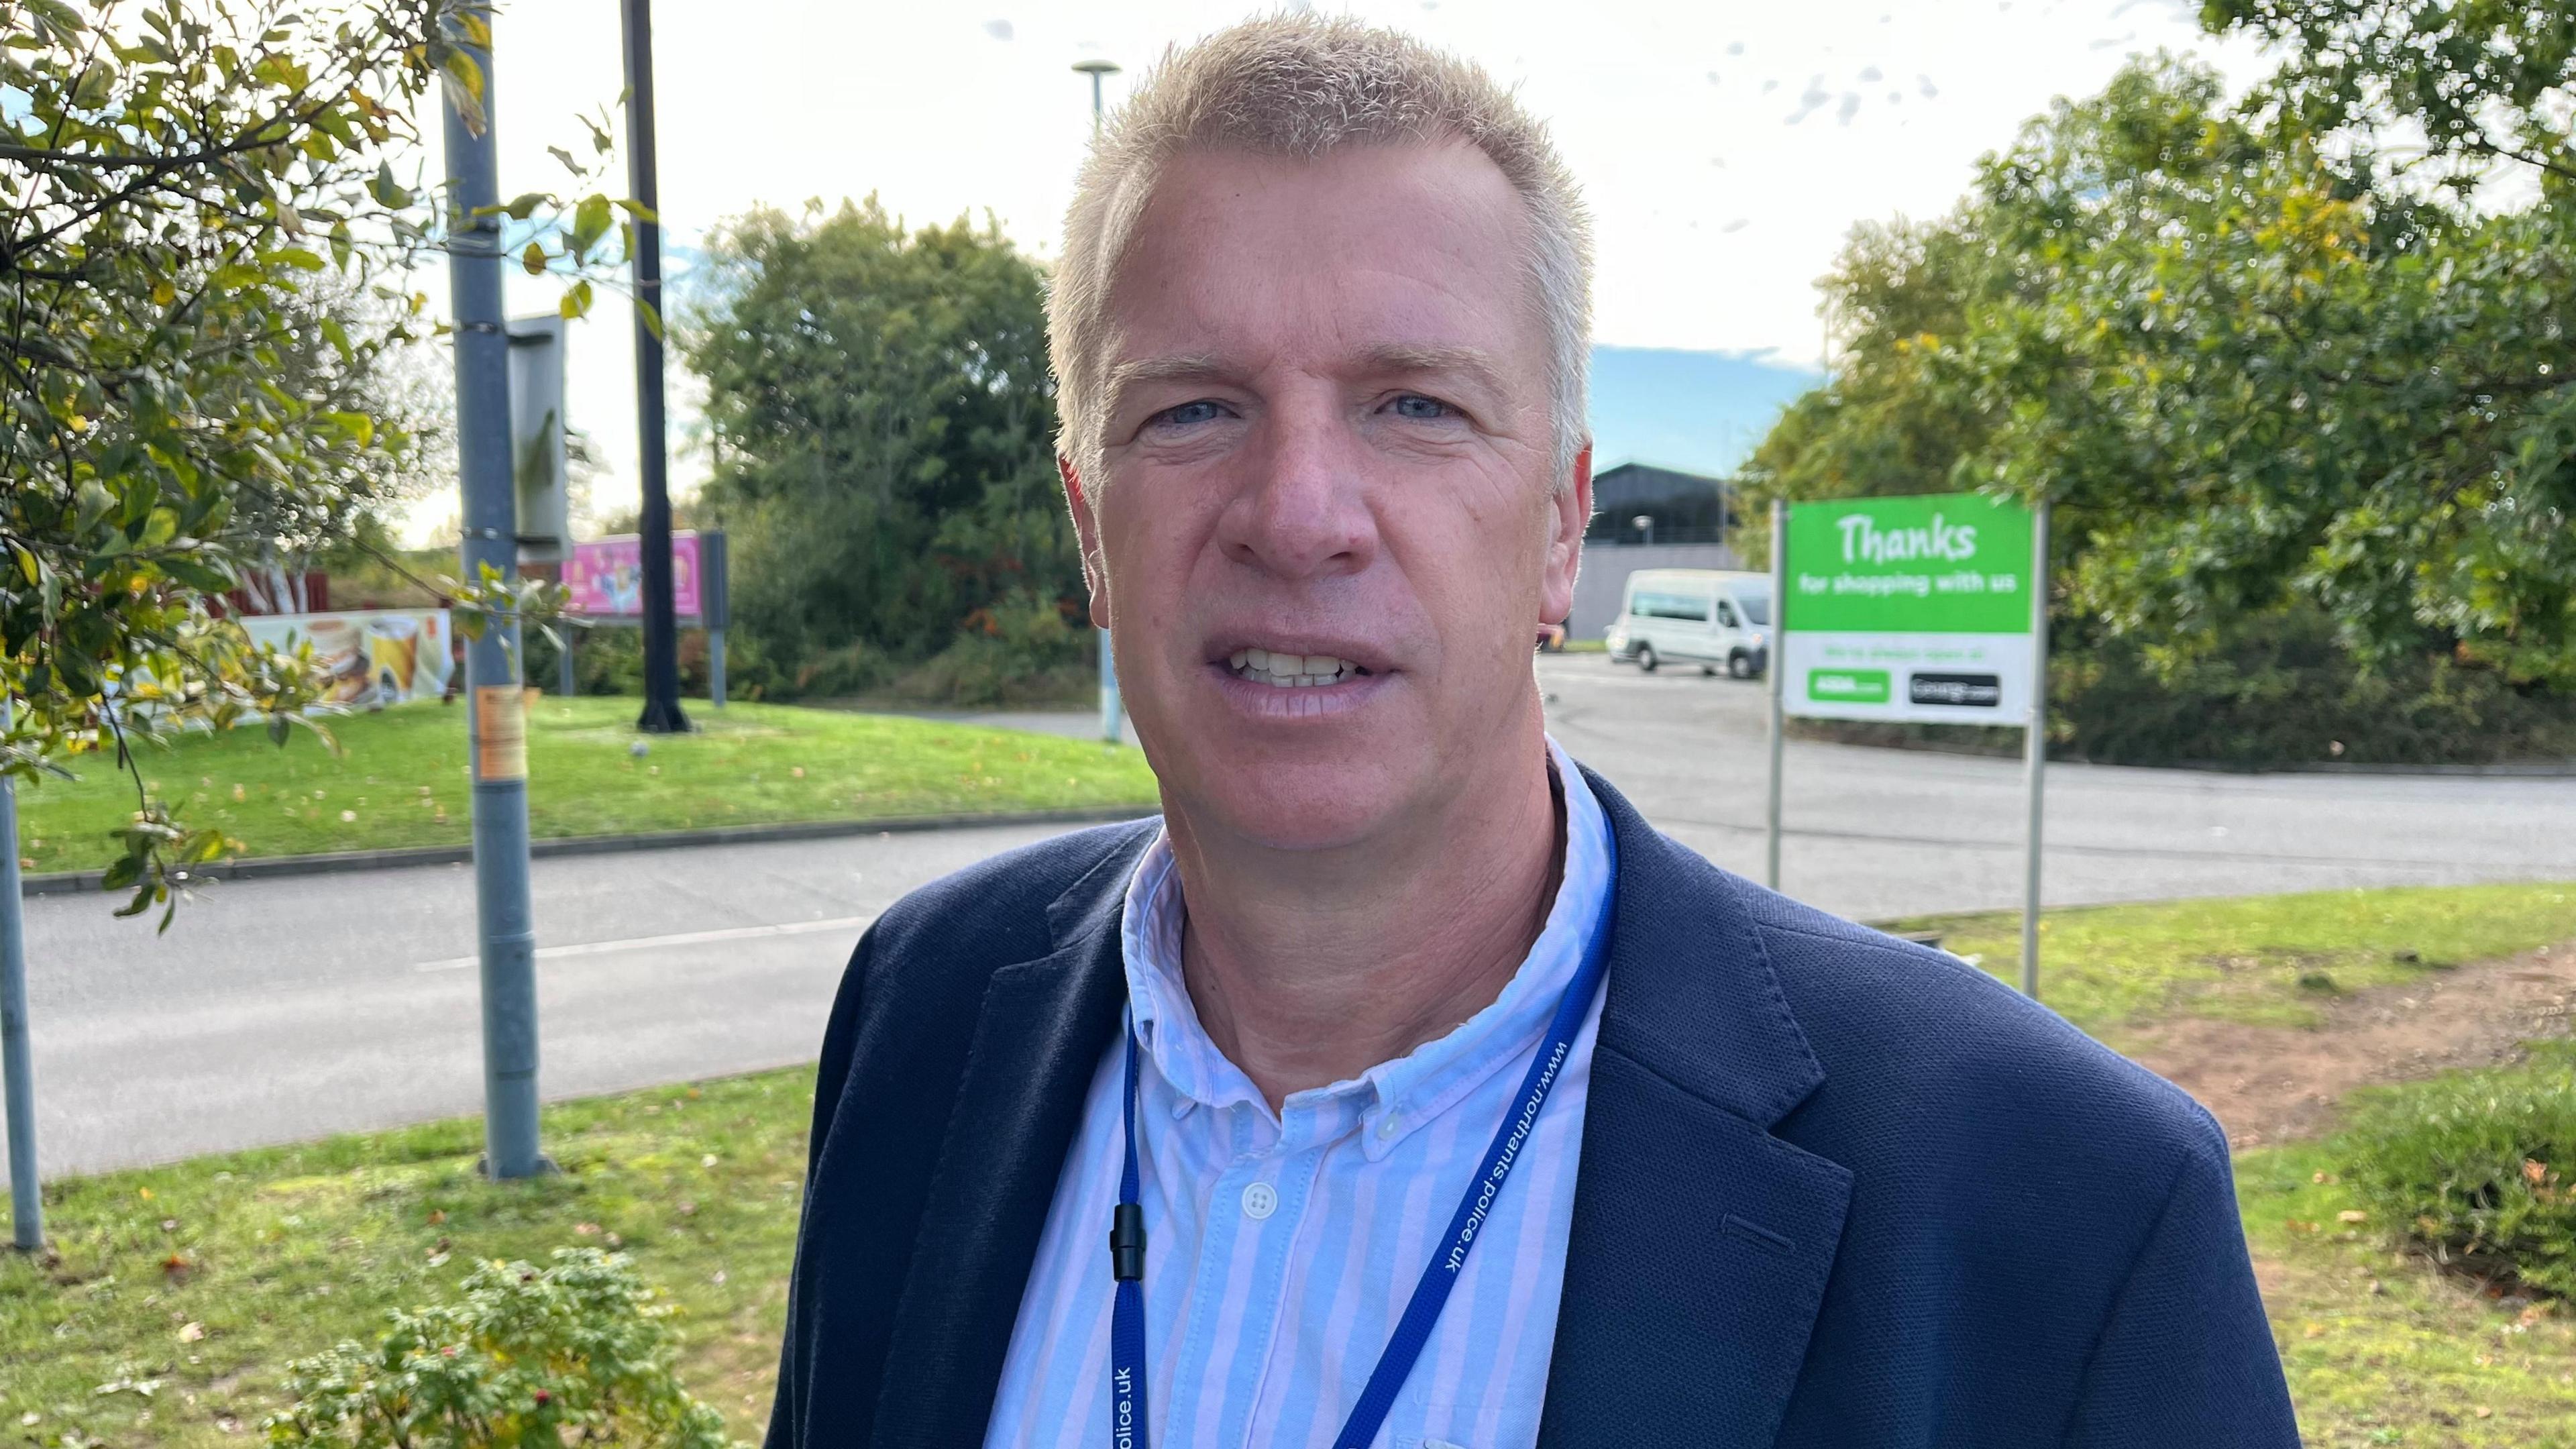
[1074, 59, 1122, 746]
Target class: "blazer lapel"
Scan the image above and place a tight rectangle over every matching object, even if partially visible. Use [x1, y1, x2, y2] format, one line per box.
[869, 834, 1143, 1449]
[1540, 774, 1855, 1449]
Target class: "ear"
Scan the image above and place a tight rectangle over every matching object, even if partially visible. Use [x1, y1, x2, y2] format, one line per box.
[1059, 453, 1112, 630]
[1539, 442, 1593, 626]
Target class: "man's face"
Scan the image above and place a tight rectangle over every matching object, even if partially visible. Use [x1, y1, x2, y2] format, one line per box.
[1071, 141, 1591, 853]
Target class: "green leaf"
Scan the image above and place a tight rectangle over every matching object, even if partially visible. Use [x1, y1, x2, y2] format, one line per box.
[156, 556, 235, 593]
[572, 194, 612, 258]
[74, 478, 114, 531]
[442, 49, 484, 105]
[522, 239, 548, 276]
[264, 247, 325, 272]
[559, 278, 594, 321]
[326, 411, 376, 447]
[25, 0, 86, 36]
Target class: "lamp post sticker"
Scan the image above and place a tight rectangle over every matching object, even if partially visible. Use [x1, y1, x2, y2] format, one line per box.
[1780, 493, 2037, 724]
[474, 685, 529, 782]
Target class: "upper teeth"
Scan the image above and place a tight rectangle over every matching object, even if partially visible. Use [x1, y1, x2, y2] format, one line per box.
[1228, 647, 1360, 687]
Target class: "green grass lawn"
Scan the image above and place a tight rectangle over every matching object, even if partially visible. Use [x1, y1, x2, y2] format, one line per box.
[12, 697, 1160, 875]
[0, 1071, 813, 1447]
[2237, 1099, 2576, 1447]
[6, 883, 2574, 1444]
[1896, 881, 2576, 1044]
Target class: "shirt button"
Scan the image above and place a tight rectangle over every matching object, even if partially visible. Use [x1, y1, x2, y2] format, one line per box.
[1240, 1181, 1279, 1220]
[1378, 1116, 1400, 1140]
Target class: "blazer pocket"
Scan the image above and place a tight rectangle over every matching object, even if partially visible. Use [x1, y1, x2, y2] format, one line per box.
[1722, 1212, 1798, 1256]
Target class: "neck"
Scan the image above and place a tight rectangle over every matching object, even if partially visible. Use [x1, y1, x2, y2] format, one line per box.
[1164, 735, 1568, 1110]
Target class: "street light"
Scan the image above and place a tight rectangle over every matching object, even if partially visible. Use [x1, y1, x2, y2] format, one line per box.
[1073, 58, 1120, 130]
[1632, 514, 1656, 547]
[1074, 58, 1122, 743]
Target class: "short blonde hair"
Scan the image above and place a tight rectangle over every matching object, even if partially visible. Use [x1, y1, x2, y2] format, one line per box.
[1049, 14, 1595, 493]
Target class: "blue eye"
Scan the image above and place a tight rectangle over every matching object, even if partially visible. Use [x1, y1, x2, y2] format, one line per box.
[1389, 394, 1453, 420]
[1154, 399, 1228, 429]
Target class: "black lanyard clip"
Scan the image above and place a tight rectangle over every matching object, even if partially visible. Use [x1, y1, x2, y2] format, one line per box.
[1109, 1202, 1147, 1282]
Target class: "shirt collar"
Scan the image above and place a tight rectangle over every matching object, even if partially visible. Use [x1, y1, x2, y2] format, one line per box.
[1118, 737, 1615, 1157]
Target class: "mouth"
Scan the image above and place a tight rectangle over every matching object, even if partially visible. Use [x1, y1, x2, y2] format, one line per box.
[1221, 645, 1377, 690]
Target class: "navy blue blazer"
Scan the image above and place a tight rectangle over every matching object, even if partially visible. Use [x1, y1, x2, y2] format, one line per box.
[767, 769, 2300, 1448]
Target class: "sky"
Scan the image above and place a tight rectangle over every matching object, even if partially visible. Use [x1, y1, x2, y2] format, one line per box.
[396, 0, 2267, 541]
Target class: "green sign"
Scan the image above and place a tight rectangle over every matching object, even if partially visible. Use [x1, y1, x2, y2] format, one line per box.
[1781, 493, 2033, 635]
[1806, 668, 1890, 704]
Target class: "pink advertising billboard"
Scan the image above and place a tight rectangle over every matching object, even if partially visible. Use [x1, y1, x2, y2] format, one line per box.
[564, 532, 706, 620]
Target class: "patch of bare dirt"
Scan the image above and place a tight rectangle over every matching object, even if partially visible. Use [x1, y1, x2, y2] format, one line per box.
[2126, 941, 2576, 1148]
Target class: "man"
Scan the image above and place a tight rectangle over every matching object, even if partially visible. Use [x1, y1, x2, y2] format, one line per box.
[768, 17, 2300, 1449]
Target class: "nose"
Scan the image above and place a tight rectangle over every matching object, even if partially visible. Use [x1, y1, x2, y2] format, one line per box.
[1214, 397, 1378, 581]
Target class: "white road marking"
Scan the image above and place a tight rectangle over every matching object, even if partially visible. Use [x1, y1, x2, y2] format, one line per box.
[412, 914, 874, 973]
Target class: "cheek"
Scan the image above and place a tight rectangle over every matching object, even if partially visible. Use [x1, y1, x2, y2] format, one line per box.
[1388, 484, 1552, 645]
[1097, 476, 1224, 618]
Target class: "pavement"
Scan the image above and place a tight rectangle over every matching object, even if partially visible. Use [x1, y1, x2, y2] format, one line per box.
[13, 653, 2575, 1183]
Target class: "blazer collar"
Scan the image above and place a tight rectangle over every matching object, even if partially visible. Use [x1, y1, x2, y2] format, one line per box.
[1540, 768, 1854, 1449]
[869, 824, 1151, 1449]
[1578, 763, 1826, 1128]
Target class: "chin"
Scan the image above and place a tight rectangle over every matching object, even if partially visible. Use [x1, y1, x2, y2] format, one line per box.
[1159, 739, 1418, 854]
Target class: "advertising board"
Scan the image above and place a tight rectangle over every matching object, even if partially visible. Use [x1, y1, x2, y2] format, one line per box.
[236, 610, 456, 710]
[564, 532, 706, 621]
[1779, 492, 2037, 724]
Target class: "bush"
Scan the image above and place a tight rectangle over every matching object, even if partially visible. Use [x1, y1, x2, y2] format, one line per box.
[2061, 609, 2576, 768]
[881, 592, 1093, 708]
[2337, 1045, 2576, 1297]
[266, 1248, 740, 1449]
[1789, 607, 2576, 769]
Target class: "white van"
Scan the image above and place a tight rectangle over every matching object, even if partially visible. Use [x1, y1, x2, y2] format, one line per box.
[1605, 569, 1771, 678]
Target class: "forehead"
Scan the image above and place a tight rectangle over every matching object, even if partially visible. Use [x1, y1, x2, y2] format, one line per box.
[1100, 141, 1546, 382]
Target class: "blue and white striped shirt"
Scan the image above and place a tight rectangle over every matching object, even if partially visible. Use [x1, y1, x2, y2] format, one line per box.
[982, 741, 1614, 1449]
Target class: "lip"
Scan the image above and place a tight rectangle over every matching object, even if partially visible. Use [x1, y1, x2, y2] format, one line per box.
[1197, 629, 1399, 723]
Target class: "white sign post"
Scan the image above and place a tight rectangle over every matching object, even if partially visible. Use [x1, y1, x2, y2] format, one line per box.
[1765, 492, 2053, 996]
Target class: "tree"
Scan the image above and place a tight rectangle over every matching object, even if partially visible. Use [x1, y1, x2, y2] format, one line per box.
[1743, 50, 2576, 764]
[2203, 0, 2574, 196]
[684, 199, 1082, 700]
[3, 0, 627, 920]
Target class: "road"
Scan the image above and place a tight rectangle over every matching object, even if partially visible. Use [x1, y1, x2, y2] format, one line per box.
[14, 654, 2574, 1181]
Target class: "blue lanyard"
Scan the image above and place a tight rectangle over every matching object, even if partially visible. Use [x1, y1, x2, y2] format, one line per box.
[1108, 837, 1616, 1449]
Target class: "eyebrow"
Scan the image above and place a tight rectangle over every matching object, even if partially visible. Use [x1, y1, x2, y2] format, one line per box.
[1101, 353, 1236, 415]
[1351, 343, 1511, 398]
[1099, 343, 1513, 417]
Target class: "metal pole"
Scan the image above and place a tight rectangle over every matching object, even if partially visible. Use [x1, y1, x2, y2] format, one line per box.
[1077, 60, 1124, 747]
[2021, 503, 2051, 999]
[1764, 498, 1787, 892]
[442, 15, 546, 1179]
[625, 0, 688, 735]
[1, 698, 42, 1249]
[558, 626, 575, 696]
[708, 629, 726, 709]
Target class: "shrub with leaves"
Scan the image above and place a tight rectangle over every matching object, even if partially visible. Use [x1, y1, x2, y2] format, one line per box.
[265, 1248, 740, 1449]
[5, 0, 625, 922]
[2339, 1044, 2576, 1298]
